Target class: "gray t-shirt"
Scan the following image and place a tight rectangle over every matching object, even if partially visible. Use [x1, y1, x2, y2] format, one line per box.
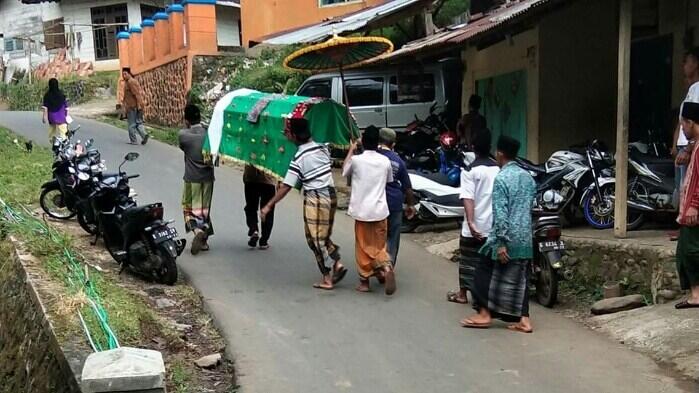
[179, 124, 215, 183]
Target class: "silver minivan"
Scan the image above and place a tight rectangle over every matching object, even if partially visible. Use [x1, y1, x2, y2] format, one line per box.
[296, 65, 449, 131]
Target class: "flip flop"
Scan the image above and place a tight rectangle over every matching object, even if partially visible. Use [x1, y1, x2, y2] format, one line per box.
[332, 266, 348, 284]
[460, 318, 491, 329]
[191, 231, 206, 255]
[447, 291, 468, 304]
[313, 283, 334, 291]
[675, 300, 699, 309]
[507, 324, 533, 334]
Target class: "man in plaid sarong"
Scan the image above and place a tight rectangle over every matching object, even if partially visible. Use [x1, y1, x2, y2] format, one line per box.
[180, 104, 215, 255]
[462, 136, 536, 333]
[261, 118, 347, 290]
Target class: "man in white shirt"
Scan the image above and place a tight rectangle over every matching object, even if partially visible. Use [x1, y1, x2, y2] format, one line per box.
[343, 126, 396, 295]
[673, 48, 699, 223]
[447, 129, 499, 305]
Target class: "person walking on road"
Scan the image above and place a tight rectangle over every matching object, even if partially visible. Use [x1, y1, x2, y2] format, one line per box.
[343, 126, 396, 295]
[675, 102, 699, 309]
[42, 78, 70, 143]
[179, 104, 215, 255]
[462, 136, 536, 333]
[447, 129, 499, 305]
[244, 164, 277, 249]
[261, 118, 347, 290]
[121, 68, 150, 145]
[671, 48, 699, 240]
[378, 127, 416, 266]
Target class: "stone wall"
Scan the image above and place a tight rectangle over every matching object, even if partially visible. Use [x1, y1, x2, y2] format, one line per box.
[561, 237, 678, 304]
[136, 57, 189, 127]
[0, 240, 84, 393]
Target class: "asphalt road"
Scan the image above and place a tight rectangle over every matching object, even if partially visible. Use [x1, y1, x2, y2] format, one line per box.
[1, 111, 693, 393]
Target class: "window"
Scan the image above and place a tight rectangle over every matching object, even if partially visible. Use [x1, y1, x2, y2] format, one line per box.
[319, 0, 360, 7]
[4, 38, 24, 52]
[91, 3, 128, 61]
[345, 77, 384, 107]
[43, 18, 66, 50]
[389, 74, 435, 104]
[298, 80, 332, 99]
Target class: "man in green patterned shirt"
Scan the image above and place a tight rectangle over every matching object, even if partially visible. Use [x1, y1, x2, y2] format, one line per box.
[462, 136, 537, 333]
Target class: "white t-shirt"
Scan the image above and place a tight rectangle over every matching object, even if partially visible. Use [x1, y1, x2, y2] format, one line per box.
[678, 81, 699, 147]
[460, 157, 500, 238]
[343, 150, 394, 222]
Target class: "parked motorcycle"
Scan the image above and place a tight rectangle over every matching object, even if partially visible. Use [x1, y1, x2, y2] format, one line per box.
[89, 152, 185, 285]
[396, 102, 450, 160]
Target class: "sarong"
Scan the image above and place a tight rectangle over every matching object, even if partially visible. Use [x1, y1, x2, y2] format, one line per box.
[303, 187, 341, 274]
[182, 181, 214, 236]
[470, 255, 529, 320]
[459, 236, 485, 291]
[355, 220, 391, 279]
[677, 226, 699, 290]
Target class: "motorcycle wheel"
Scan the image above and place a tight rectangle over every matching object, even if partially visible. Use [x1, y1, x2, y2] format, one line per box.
[77, 210, 99, 235]
[40, 185, 76, 220]
[535, 256, 559, 308]
[582, 184, 645, 230]
[155, 249, 178, 285]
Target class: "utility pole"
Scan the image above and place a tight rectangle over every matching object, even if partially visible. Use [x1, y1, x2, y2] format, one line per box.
[27, 38, 32, 84]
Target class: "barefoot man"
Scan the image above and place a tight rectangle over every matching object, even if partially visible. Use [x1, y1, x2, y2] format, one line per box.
[462, 136, 536, 333]
[261, 118, 347, 290]
[343, 126, 396, 295]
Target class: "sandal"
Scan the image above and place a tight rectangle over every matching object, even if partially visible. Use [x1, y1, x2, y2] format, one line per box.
[447, 290, 468, 304]
[313, 282, 334, 291]
[675, 300, 699, 309]
[507, 324, 533, 334]
[384, 269, 396, 296]
[460, 318, 491, 329]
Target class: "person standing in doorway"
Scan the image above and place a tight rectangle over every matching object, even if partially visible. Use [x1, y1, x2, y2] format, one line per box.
[456, 94, 487, 146]
[244, 164, 277, 249]
[121, 68, 150, 145]
[461, 136, 536, 333]
[343, 126, 396, 295]
[179, 104, 215, 255]
[447, 128, 499, 305]
[378, 127, 416, 267]
[42, 78, 69, 143]
[672, 47, 699, 240]
[261, 118, 347, 290]
[674, 102, 699, 309]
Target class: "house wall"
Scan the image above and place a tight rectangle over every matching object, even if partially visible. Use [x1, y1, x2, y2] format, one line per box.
[538, 0, 619, 160]
[240, 0, 385, 47]
[461, 27, 540, 160]
[216, 4, 241, 47]
[0, 0, 60, 74]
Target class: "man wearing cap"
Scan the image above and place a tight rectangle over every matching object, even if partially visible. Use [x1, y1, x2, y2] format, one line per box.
[378, 127, 416, 267]
[675, 101, 699, 309]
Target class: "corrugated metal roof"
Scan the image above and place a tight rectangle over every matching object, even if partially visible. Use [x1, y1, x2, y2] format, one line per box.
[367, 0, 562, 64]
[258, 0, 431, 46]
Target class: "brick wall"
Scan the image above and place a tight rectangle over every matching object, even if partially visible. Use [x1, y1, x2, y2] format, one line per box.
[136, 57, 189, 127]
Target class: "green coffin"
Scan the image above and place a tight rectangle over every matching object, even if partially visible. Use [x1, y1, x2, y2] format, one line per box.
[204, 90, 358, 179]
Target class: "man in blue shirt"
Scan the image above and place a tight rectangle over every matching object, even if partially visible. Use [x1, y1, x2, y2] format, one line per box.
[378, 128, 416, 266]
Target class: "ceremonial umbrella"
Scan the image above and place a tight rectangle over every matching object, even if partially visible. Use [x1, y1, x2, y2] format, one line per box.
[283, 35, 394, 137]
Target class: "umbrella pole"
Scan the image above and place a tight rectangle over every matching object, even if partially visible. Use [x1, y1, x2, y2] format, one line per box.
[339, 64, 356, 141]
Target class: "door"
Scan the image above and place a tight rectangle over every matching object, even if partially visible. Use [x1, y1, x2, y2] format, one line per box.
[476, 69, 528, 156]
[386, 72, 438, 131]
[342, 76, 387, 129]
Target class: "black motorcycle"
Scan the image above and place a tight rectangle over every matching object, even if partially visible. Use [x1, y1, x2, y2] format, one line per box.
[89, 152, 185, 285]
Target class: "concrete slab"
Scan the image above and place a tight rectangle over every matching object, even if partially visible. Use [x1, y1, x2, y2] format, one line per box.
[81, 347, 166, 393]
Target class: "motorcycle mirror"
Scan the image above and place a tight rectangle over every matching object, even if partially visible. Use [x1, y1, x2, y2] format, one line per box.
[86, 139, 94, 148]
[125, 152, 140, 162]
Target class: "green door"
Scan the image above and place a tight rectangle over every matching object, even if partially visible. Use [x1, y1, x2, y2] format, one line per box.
[476, 69, 527, 156]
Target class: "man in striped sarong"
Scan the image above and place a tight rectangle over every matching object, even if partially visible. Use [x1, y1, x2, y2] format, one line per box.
[179, 104, 215, 255]
[261, 118, 347, 290]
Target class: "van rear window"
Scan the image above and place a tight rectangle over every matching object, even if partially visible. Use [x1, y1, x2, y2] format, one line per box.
[344, 77, 384, 107]
[389, 74, 435, 104]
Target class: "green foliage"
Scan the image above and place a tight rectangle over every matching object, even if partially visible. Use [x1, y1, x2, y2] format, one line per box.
[434, 0, 470, 27]
[0, 128, 52, 204]
[227, 46, 308, 95]
[0, 71, 119, 111]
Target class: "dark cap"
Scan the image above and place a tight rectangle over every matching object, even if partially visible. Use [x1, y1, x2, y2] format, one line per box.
[682, 102, 699, 123]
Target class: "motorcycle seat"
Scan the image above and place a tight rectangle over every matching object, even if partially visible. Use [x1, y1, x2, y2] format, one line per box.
[516, 157, 546, 174]
[419, 171, 454, 187]
[630, 151, 674, 178]
[422, 190, 462, 207]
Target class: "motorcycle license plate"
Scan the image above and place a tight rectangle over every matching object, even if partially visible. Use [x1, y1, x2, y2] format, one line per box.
[152, 227, 178, 243]
[538, 240, 565, 252]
